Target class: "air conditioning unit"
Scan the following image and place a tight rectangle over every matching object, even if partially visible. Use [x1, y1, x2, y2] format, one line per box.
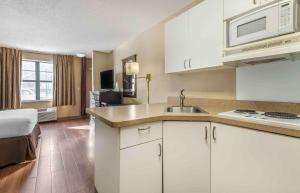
[38, 107, 57, 122]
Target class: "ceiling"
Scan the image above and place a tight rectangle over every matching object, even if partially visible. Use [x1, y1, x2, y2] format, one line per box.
[0, 0, 194, 56]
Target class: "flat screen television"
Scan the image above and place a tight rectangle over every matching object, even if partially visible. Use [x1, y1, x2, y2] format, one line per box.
[100, 70, 114, 89]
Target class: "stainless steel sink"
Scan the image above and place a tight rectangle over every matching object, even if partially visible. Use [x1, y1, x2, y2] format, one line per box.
[166, 106, 208, 113]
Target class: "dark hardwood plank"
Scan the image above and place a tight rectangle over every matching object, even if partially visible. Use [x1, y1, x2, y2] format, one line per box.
[52, 171, 69, 193]
[19, 177, 36, 193]
[35, 156, 52, 193]
[51, 151, 64, 173]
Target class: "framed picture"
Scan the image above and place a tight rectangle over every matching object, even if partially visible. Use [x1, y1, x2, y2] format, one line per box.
[122, 55, 137, 98]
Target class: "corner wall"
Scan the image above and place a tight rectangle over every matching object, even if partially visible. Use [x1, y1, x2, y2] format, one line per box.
[113, 14, 236, 104]
[92, 51, 114, 91]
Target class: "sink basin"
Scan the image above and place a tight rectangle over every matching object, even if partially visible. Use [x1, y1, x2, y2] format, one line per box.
[166, 106, 208, 113]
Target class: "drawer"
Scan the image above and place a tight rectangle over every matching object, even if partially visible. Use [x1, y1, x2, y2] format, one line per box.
[120, 122, 162, 149]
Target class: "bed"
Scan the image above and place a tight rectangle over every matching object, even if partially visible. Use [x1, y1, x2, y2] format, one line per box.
[0, 109, 41, 167]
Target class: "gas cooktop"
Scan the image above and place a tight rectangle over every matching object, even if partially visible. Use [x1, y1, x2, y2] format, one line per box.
[219, 110, 300, 127]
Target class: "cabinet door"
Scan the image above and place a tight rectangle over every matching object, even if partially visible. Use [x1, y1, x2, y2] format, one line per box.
[165, 12, 189, 73]
[120, 139, 162, 193]
[188, 0, 223, 69]
[260, 0, 277, 6]
[224, 0, 259, 20]
[211, 123, 300, 193]
[163, 122, 210, 193]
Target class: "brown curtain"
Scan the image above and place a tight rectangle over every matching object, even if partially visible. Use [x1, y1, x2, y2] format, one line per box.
[53, 55, 75, 106]
[0, 47, 22, 110]
[80, 57, 87, 115]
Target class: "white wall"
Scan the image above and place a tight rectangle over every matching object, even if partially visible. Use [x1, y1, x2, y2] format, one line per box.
[111, 0, 236, 104]
[92, 51, 113, 91]
[237, 60, 300, 103]
[113, 22, 236, 104]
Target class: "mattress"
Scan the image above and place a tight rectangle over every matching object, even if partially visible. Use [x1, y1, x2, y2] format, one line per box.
[0, 109, 38, 138]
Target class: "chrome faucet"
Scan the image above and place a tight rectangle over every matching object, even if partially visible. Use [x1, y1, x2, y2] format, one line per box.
[179, 89, 186, 108]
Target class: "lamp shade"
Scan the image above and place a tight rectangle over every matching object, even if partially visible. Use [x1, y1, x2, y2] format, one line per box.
[125, 61, 139, 75]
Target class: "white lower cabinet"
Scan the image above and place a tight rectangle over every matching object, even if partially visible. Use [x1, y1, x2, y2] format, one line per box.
[211, 123, 300, 193]
[120, 139, 163, 193]
[163, 121, 211, 193]
[96, 118, 300, 193]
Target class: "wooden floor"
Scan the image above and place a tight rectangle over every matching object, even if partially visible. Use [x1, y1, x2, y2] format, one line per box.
[0, 119, 95, 193]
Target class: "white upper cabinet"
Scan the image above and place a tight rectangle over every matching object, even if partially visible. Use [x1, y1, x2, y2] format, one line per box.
[211, 123, 300, 193]
[165, 12, 189, 73]
[224, 0, 259, 20]
[163, 122, 211, 193]
[165, 0, 223, 73]
[189, 0, 223, 70]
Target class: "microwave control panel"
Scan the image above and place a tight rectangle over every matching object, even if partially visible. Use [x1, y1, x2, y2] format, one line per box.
[279, 1, 293, 30]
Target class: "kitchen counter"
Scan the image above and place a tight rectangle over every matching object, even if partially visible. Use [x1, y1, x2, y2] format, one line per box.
[87, 103, 300, 138]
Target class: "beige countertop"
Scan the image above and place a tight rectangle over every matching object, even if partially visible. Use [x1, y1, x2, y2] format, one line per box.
[87, 103, 300, 138]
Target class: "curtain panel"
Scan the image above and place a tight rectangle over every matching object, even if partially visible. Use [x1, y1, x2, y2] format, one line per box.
[80, 57, 87, 115]
[53, 55, 75, 106]
[0, 47, 22, 110]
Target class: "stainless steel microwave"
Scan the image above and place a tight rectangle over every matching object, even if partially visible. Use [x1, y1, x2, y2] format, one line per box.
[228, 0, 300, 47]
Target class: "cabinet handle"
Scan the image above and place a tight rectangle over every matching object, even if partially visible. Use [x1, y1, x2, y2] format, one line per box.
[188, 58, 191, 68]
[138, 126, 151, 135]
[138, 126, 151, 131]
[212, 126, 216, 141]
[205, 126, 208, 141]
[253, 0, 257, 5]
[184, 59, 187, 69]
[158, 143, 162, 157]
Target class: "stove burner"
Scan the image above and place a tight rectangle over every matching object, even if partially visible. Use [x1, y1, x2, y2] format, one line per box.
[234, 109, 257, 114]
[264, 112, 299, 119]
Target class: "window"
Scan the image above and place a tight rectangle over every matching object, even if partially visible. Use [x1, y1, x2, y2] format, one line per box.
[21, 60, 53, 101]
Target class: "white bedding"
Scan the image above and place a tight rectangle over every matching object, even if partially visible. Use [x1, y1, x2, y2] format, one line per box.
[0, 109, 38, 138]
